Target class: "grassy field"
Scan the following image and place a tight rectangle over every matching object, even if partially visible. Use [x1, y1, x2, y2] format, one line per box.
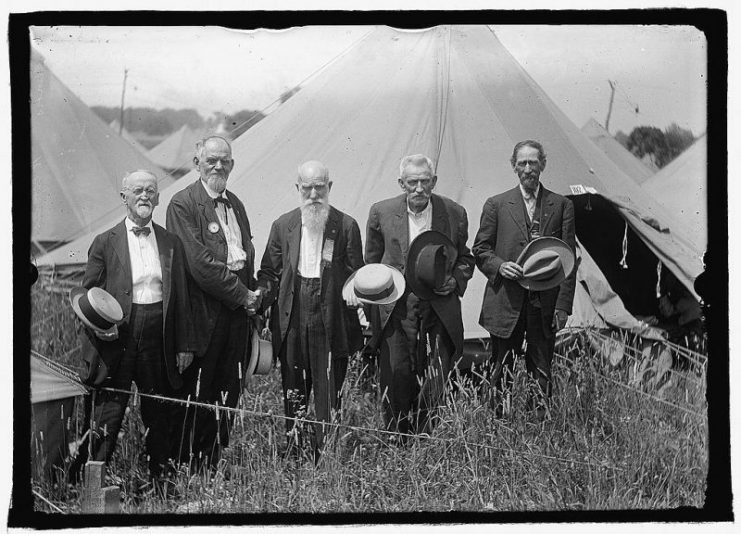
[29, 277, 708, 514]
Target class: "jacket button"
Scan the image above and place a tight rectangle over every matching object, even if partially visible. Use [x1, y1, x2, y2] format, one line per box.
[124, 289, 130, 295]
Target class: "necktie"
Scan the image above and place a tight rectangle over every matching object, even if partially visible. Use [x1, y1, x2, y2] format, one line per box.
[131, 226, 151, 237]
[214, 196, 232, 209]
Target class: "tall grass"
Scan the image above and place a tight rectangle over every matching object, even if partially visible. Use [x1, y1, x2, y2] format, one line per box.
[29, 277, 708, 513]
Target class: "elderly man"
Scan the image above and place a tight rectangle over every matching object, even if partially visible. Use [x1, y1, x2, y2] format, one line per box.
[166, 136, 261, 468]
[365, 154, 474, 437]
[473, 140, 576, 420]
[257, 161, 364, 457]
[71, 170, 194, 486]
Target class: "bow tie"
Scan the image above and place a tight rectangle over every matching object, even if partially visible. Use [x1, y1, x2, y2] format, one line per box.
[214, 196, 232, 210]
[131, 226, 151, 237]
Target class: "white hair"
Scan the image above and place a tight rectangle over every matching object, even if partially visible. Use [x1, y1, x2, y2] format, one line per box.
[121, 170, 158, 191]
[195, 136, 232, 160]
[399, 154, 435, 177]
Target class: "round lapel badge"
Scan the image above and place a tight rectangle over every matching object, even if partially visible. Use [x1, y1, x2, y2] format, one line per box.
[208, 222, 220, 234]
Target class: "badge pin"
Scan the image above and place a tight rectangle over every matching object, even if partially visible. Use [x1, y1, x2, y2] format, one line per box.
[208, 222, 220, 234]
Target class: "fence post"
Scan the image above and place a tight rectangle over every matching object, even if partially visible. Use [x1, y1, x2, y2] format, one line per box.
[81, 461, 120, 513]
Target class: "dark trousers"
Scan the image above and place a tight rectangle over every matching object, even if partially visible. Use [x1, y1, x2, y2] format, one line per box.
[489, 296, 555, 415]
[280, 276, 348, 449]
[174, 304, 247, 468]
[77, 303, 170, 478]
[378, 292, 454, 436]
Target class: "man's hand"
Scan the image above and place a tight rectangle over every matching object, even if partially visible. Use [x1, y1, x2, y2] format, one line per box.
[245, 289, 262, 316]
[344, 291, 361, 309]
[552, 309, 568, 332]
[177, 352, 194, 374]
[499, 261, 523, 281]
[433, 275, 457, 296]
[94, 324, 119, 341]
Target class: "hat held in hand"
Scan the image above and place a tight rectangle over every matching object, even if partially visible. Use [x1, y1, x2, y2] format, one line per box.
[343, 263, 405, 305]
[69, 287, 124, 333]
[515, 237, 575, 291]
[406, 230, 458, 300]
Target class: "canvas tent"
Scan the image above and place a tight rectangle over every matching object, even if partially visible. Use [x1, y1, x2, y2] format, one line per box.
[109, 119, 150, 155]
[145, 124, 207, 175]
[581, 118, 657, 185]
[31, 51, 172, 252]
[31, 353, 88, 481]
[37, 25, 701, 339]
[641, 134, 707, 256]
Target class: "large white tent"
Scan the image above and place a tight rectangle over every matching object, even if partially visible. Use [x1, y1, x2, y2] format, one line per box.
[38, 26, 701, 338]
[31, 51, 171, 250]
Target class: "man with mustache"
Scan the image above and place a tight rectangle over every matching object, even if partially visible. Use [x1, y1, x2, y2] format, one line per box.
[365, 154, 474, 437]
[473, 140, 576, 420]
[71, 170, 195, 490]
[257, 160, 364, 458]
[166, 136, 261, 468]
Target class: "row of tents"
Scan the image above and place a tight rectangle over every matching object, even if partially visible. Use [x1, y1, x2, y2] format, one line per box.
[29, 24, 708, 481]
[33, 25, 706, 337]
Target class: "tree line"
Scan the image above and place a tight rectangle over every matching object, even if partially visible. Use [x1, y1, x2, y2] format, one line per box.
[615, 123, 698, 169]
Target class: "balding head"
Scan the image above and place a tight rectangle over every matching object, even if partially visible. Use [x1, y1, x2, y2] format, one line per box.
[121, 169, 158, 192]
[195, 136, 234, 194]
[297, 160, 330, 184]
[297, 160, 332, 231]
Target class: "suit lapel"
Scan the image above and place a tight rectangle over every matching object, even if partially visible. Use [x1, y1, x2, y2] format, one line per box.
[538, 187, 555, 235]
[505, 187, 530, 241]
[430, 194, 451, 238]
[394, 195, 410, 261]
[287, 209, 302, 273]
[111, 220, 132, 285]
[154, 224, 172, 321]
[193, 180, 226, 243]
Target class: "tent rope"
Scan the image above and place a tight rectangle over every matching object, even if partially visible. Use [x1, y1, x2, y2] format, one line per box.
[656, 260, 663, 299]
[619, 220, 629, 269]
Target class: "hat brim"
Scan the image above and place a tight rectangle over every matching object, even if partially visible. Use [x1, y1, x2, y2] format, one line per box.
[406, 230, 457, 300]
[248, 327, 272, 376]
[516, 237, 575, 292]
[69, 287, 118, 334]
[343, 265, 406, 306]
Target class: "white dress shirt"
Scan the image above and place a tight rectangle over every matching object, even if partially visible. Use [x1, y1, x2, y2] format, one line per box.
[519, 183, 541, 222]
[124, 217, 163, 304]
[407, 198, 433, 244]
[298, 224, 323, 279]
[201, 180, 247, 272]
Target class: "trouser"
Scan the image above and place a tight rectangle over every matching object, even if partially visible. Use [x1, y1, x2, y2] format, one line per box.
[175, 304, 248, 468]
[75, 303, 170, 478]
[489, 296, 555, 416]
[378, 292, 455, 436]
[280, 276, 348, 449]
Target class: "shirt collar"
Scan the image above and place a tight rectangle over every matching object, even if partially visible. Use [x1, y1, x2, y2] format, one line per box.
[407, 198, 433, 218]
[125, 217, 154, 231]
[519, 183, 541, 200]
[201, 178, 226, 200]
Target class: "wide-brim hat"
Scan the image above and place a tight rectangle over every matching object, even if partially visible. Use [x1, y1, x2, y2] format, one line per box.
[248, 326, 273, 376]
[515, 237, 575, 291]
[406, 230, 457, 300]
[69, 287, 123, 334]
[342, 263, 406, 306]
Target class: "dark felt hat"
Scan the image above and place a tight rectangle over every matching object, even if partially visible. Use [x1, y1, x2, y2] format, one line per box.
[405, 230, 457, 300]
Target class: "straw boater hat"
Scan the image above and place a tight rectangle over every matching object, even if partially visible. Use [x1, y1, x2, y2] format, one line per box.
[342, 263, 406, 306]
[248, 326, 273, 376]
[69, 287, 124, 334]
[405, 230, 458, 300]
[515, 236, 576, 291]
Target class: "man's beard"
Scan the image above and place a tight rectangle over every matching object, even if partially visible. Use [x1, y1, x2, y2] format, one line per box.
[206, 174, 228, 194]
[301, 200, 330, 234]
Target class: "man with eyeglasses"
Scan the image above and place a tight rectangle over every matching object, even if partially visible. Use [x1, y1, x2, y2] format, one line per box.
[166, 136, 261, 469]
[365, 154, 474, 438]
[257, 160, 364, 460]
[70, 170, 195, 492]
[473, 140, 576, 421]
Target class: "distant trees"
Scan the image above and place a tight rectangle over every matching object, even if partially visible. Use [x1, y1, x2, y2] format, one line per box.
[625, 123, 696, 168]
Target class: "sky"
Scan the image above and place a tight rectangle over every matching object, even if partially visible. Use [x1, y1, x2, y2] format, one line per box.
[29, 24, 707, 137]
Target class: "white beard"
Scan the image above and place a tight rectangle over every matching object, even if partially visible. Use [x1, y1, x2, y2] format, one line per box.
[301, 202, 330, 234]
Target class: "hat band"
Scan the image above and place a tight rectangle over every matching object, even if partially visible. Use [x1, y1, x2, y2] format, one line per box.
[79, 294, 115, 330]
[355, 285, 393, 302]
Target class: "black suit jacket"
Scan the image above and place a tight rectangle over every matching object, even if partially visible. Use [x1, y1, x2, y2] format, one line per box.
[257, 206, 364, 359]
[365, 193, 474, 356]
[166, 179, 257, 356]
[472, 185, 576, 338]
[79, 220, 195, 388]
